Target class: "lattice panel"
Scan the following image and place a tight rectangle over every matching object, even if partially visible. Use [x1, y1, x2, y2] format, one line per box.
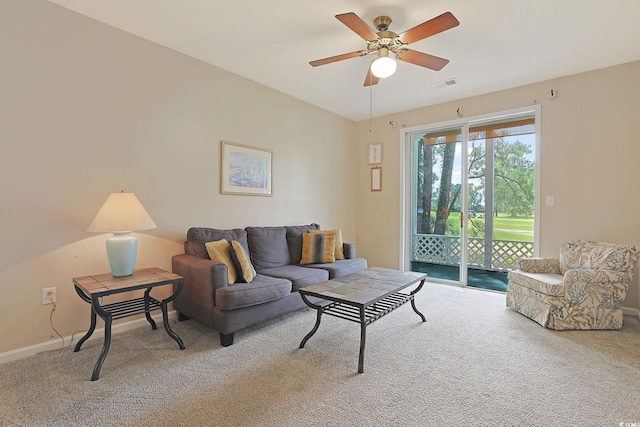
[412, 234, 460, 265]
[412, 234, 534, 272]
[491, 240, 533, 270]
[467, 238, 486, 267]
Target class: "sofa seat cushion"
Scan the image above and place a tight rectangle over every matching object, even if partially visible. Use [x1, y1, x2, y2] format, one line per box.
[258, 265, 328, 292]
[507, 270, 564, 296]
[246, 226, 290, 270]
[305, 258, 368, 279]
[215, 275, 292, 310]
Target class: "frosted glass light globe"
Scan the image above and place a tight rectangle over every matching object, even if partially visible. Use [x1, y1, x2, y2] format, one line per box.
[371, 56, 397, 78]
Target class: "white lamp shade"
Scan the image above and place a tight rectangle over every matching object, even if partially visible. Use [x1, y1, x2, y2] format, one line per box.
[87, 192, 157, 233]
[371, 55, 397, 78]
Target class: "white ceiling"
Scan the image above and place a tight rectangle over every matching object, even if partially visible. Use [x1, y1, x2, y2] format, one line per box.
[48, 0, 640, 121]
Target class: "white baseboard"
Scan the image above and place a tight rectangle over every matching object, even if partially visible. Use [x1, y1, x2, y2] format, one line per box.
[622, 306, 640, 320]
[0, 311, 178, 365]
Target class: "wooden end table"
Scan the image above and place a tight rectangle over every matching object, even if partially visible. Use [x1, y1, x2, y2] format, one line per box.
[73, 267, 185, 380]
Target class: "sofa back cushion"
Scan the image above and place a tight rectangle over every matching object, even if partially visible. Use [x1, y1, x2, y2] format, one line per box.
[186, 227, 249, 260]
[285, 223, 320, 264]
[246, 226, 290, 270]
[559, 240, 639, 274]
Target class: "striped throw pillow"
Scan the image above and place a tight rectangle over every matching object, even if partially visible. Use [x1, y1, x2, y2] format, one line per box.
[300, 232, 336, 265]
[230, 240, 256, 283]
[309, 229, 345, 260]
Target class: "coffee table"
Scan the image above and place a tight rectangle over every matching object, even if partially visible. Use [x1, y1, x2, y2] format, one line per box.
[298, 267, 427, 373]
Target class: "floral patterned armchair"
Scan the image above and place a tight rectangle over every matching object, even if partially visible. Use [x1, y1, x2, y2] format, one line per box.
[506, 240, 639, 330]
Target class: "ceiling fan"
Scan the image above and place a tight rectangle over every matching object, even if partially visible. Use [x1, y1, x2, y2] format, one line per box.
[310, 11, 460, 86]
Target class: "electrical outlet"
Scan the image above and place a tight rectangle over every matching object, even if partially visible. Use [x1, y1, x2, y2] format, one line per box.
[42, 287, 56, 305]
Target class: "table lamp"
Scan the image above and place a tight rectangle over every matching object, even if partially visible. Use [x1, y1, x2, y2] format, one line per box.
[87, 192, 157, 277]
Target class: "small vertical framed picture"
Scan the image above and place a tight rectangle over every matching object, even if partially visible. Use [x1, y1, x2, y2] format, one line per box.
[368, 143, 382, 165]
[371, 167, 382, 191]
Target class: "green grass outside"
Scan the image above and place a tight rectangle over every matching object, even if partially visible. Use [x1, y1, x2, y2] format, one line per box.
[445, 212, 534, 242]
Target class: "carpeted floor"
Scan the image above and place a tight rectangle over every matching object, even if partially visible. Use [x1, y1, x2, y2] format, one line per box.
[1, 282, 639, 426]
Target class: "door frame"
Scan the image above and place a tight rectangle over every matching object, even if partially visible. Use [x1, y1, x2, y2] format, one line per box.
[399, 105, 541, 283]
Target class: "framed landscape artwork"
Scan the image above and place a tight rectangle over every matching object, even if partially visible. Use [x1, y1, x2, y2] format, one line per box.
[220, 141, 272, 196]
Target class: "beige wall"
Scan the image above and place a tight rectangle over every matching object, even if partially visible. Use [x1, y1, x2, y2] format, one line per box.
[0, 1, 356, 355]
[3, 0, 639, 358]
[356, 60, 640, 311]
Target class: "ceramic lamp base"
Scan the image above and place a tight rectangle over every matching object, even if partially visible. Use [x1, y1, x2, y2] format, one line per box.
[106, 232, 138, 277]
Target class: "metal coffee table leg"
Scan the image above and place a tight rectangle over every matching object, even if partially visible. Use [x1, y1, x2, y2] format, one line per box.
[299, 294, 323, 348]
[358, 307, 366, 373]
[411, 279, 427, 322]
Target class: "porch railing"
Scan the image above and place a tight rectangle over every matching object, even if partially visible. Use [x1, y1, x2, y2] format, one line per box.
[411, 234, 534, 272]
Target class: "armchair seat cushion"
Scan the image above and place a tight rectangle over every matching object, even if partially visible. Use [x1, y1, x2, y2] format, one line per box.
[507, 270, 564, 296]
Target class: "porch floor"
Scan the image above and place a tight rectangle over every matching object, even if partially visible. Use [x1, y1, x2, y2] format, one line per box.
[410, 262, 508, 292]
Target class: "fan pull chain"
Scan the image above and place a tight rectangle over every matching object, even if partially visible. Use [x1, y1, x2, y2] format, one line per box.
[369, 72, 373, 147]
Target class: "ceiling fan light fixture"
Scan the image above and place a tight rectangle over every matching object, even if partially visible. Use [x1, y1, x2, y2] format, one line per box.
[370, 48, 397, 78]
[311, 11, 459, 85]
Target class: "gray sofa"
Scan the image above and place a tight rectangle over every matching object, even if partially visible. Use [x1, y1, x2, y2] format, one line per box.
[171, 223, 367, 346]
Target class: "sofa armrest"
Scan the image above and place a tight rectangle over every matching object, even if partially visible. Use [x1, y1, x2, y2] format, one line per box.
[343, 242, 356, 259]
[518, 257, 560, 274]
[172, 254, 229, 291]
[563, 268, 633, 308]
[171, 254, 229, 325]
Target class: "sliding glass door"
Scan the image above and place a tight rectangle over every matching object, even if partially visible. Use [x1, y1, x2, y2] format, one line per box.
[408, 125, 467, 284]
[403, 108, 538, 290]
[466, 117, 537, 290]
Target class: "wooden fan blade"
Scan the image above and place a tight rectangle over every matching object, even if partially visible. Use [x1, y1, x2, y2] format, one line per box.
[397, 49, 449, 71]
[336, 12, 379, 41]
[363, 67, 380, 86]
[310, 51, 366, 67]
[397, 12, 459, 45]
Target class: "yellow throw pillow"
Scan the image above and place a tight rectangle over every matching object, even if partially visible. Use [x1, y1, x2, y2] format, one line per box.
[205, 239, 237, 285]
[300, 233, 336, 265]
[309, 229, 345, 260]
[230, 240, 256, 283]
